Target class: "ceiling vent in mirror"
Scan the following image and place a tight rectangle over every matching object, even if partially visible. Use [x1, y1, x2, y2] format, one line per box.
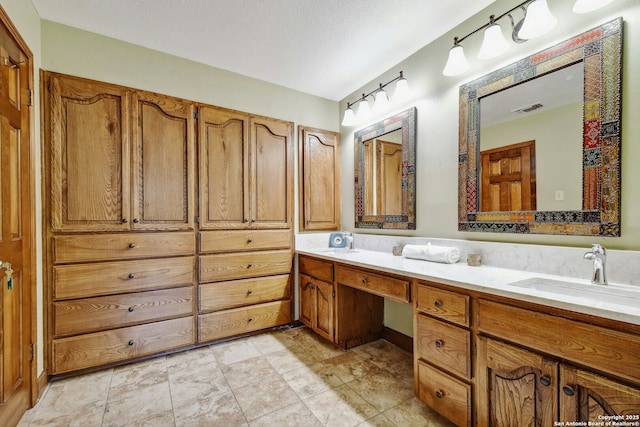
[512, 103, 543, 113]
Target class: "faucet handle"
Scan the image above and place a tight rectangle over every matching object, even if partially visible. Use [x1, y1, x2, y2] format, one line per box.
[591, 243, 605, 254]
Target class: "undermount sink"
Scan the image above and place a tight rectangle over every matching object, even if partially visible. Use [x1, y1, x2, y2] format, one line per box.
[509, 277, 640, 308]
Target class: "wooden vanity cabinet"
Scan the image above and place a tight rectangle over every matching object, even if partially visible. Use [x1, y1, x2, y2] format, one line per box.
[298, 256, 335, 342]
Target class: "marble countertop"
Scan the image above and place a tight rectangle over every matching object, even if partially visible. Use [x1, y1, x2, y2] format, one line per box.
[296, 247, 640, 326]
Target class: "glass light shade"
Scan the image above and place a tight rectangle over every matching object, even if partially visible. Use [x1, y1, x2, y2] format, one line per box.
[518, 0, 557, 40]
[341, 106, 356, 126]
[478, 23, 509, 59]
[357, 98, 372, 122]
[373, 89, 389, 112]
[393, 77, 410, 103]
[442, 45, 469, 76]
[573, 0, 615, 13]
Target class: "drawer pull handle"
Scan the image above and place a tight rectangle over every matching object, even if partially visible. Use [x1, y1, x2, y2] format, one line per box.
[247, 263, 253, 269]
[247, 289, 253, 295]
[435, 390, 444, 399]
[133, 218, 139, 224]
[248, 317, 254, 322]
[435, 339, 444, 348]
[128, 243, 136, 249]
[251, 218, 256, 222]
[128, 340, 134, 346]
[247, 238, 253, 243]
[122, 218, 128, 224]
[562, 385, 575, 396]
[128, 307, 134, 313]
[539, 376, 551, 387]
[434, 300, 442, 308]
[128, 274, 135, 279]
[362, 278, 368, 284]
[244, 218, 249, 223]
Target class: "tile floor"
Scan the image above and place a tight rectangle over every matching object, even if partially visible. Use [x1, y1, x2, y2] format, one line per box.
[18, 327, 454, 427]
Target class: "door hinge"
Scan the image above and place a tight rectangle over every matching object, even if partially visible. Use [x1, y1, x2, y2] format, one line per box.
[332, 290, 335, 297]
[193, 111, 199, 120]
[29, 343, 34, 361]
[194, 216, 200, 223]
[28, 89, 34, 106]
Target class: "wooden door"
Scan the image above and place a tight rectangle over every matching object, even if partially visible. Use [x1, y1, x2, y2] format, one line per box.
[250, 116, 293, 229]
[48, 73, 131, 231]
[298, 126, 340, 231]
[377, 140, 402, 215]
[477, 337, 558, 427]
[198, 106, 249, 229]
[560, 365, 640, 420]
[480, 140, 536, 212]
[313, 279, 334, 342]
[0, 9, 33, 426]
[132, 91, 195, 230]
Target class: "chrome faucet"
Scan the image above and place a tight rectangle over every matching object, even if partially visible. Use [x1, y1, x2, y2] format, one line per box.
[344, 232, 354, 250]
[583, 243, 607, 285]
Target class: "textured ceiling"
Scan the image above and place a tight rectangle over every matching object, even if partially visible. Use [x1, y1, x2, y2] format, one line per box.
[31, 0, 495, 100]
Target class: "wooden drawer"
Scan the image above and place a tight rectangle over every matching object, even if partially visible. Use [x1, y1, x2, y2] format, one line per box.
[335, 265, 410, 303]
[199, 250, 292, 282]
[54, 286, 194, 336]
[477, 299, 640, 385]
[418, 361, 471, 427]
[52, 316, 194, 374]
[199, 229, 291, 253]
[198, 300, 291, 342]
[299, 255, 334, 283]
[53, 256, 195, 300]
[416, 314, 471, 378]
[53, 232, 195, 264]
[416, 283, 469, 326]
[199, 274, 290, 313]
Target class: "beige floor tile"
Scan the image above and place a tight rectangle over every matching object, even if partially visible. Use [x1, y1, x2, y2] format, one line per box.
[27, 400, 106, 427]
[244, 331, 291, 355]
[382, 396, 456, 427]
[166, 345, 217, 370]
[168, 363, 230, 408]
[221, 355, 279, 390]
[173, 390, 248, 427]
[352, 340, 412, 370]
[103, 381, 173, 427]
[249, 401, 322, 427]
[356, 413, 398, 427]
[316, 351, 381, 383]
[345, 367, 415, 412]
[109, 357, 168, 395]
[264, 347, 317, 374]
[233, 373, 300, 420]
[281, 361, 344, 400]
[211, 338, 262, 366]
[304, 383, 380, 427]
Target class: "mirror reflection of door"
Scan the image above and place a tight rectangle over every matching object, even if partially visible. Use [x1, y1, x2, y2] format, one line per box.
[377, 140, 402, 215]
[480, 140, 536, 212]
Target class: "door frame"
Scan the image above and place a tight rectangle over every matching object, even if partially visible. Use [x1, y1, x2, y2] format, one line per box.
[0, 4, 37, 408]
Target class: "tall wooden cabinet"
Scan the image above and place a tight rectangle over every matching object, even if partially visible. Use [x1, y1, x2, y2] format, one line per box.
[197, 105, 294, 343]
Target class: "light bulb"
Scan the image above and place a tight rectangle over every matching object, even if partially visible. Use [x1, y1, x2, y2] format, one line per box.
[518, 0, 557, 40]
[443, 44, 469, 76]
[478, 23, 509, 59]
[373, 88, 389, 112]
[341, 106, 356, 126]
[357, 98, 372, 122]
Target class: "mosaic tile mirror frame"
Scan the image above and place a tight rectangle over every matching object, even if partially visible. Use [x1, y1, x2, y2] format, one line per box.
[458, 18, 623, 236]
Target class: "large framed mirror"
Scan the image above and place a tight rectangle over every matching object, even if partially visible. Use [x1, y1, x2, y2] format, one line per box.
[355, 107, 416, 229]
[458, 18, 622, 236]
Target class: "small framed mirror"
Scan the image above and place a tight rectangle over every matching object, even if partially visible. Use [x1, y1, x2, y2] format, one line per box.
[458, 18, 622, 236]
[355, 107, 417, 229]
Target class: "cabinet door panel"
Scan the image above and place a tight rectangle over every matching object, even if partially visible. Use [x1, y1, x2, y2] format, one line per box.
[50, 74, 130, 231]
[250, 116, 293, 228]
[560, 365, 640, 420]
[477, 337, 558, 427]
[198, 106, 249, 229]
[314, 279, 334, 342]
[132, 92, 195, 230]
[298, 274, 314, 328]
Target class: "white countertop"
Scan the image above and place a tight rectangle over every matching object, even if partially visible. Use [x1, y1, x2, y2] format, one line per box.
[296, 247, 640, 326]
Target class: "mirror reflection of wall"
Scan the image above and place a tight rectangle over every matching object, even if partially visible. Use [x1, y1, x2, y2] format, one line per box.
[479, 63, 583, 212]
[363, 129, 403, 216]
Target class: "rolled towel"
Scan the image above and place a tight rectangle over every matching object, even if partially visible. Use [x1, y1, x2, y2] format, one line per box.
[401, 243, 460, 264]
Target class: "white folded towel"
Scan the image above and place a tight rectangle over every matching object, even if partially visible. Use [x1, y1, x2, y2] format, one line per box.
[401, 243, 460, 264]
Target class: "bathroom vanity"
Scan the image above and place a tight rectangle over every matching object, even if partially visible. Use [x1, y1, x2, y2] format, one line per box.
[296, 248, 640, 426]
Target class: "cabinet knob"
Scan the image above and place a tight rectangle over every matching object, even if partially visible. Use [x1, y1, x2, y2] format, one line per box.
[435, 339, 444, 348]
[133, 218, 139, 224]
[435, 390, 444, 399]
[247, 289, 253, 295]
[248, 317, 254, 322]
[247, 238, 253, 243]
[562, 385, 575, 396]
[128, 340, 134, 346]
[128, 243, 136, 249]
[434, 300, 442, 308]
[128, 274, 135, 279]
[539, 376, 552, 387]
[362, 278, 368, 284]
[244, 218, 249, 223]
[128, 307, 134, 313]
[122, 218, 128, 224]
[247, 263, 253, 269]
[251, 218, 256, 222]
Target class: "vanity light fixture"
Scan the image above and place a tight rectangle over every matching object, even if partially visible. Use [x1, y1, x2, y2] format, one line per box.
[341, 71, 409, 126]
[443, 0, 559, 76]
[573, 0, 616, 14]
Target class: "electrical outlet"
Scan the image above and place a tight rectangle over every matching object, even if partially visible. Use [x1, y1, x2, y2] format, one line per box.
[555, 190, 564, 201]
